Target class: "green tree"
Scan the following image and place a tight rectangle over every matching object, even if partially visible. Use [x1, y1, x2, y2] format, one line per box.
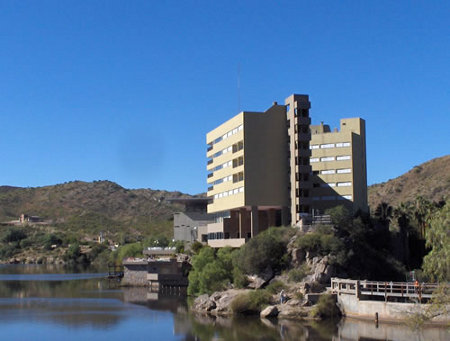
[233, 227, 292, 276]
[422, 203, 449, 282]
[188, 246, 235, 296]
[2, 228, 26, 243]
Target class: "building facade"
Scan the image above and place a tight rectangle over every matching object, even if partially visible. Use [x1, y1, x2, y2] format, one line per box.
[206, 104, 290, 247]
[170, 198, 214, 243]
[205, 94, 367, 247]
[310, 118, 368, 213]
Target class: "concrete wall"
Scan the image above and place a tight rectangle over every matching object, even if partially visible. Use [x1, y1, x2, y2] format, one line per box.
[244, 104, 289, 207]
[122, 263, 148, 286]
[173, 211, 214, 242]
[337, 293, 449, 323]
[310, 118, 368, 213]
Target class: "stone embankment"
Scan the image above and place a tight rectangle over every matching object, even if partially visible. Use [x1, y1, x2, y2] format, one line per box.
[0, 256, 66, 265]
[191, 288, 323, 320]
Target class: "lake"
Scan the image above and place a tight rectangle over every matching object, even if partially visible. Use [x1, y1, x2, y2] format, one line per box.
[0, 264, 447, 341]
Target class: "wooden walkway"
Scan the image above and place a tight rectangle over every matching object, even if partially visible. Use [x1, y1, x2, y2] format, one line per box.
[331, 278, 442, 301]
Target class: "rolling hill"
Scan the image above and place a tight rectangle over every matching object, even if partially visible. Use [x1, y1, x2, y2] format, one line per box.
[368, 155, 450, 209]
[0, 180, 197, 238]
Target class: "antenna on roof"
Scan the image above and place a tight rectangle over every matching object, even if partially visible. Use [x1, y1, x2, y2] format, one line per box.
[237, 63, 241, 113]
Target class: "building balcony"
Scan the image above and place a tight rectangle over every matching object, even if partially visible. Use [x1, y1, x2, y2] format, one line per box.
[208, 238, 246, 248]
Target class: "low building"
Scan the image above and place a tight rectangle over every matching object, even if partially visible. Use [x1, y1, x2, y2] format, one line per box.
[169, 198, 214, 243]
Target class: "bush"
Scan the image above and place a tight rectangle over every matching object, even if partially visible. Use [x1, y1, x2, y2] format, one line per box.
[188, 247, 236, 296]
[169, 240, 185, 253]
[112, 242, 143, 264]
[310, 294, 339, 319]
[43, 233, 63, 250]
[2, 228, 26, 243]
[230, 290, 272, 314]
[234, 227, 292, 276]
[190, 241, 204, 254]
[288, 264, 310, 282]
[265, 280, 286, 295]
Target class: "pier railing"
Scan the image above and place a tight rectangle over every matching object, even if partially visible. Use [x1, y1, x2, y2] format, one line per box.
[331, 278, 442, 300]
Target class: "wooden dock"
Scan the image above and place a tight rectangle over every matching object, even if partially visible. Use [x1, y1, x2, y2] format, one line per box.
[331, 278, 441, 302]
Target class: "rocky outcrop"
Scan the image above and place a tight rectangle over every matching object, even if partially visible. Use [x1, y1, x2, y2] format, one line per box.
[246, 266, 274, 289]
[260, 305, 278, 318]
[305, 255, 334, 285]
[192, 289, 248, 316]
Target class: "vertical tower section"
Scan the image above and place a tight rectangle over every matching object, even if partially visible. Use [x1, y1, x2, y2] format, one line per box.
[309, 118, 368, 213]
[285, 94, 312, 225]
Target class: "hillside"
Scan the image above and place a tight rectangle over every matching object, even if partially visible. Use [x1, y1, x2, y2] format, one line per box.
[368, 155, 450, 208]
[0, 180, 196, 238]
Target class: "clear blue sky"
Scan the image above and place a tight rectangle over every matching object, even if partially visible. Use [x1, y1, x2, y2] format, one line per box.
[1, 1, 449, 194]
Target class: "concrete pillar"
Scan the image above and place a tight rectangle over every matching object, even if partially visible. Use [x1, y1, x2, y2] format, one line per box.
[239, 208, 246, 239]
[281, 206, 290, 226]
[251, 206, 259, 238]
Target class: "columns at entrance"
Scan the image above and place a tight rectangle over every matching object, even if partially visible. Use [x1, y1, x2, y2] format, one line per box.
[251, 206, 259, 238]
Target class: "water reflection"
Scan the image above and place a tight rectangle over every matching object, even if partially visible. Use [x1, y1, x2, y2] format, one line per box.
[0, 265, 447, 341]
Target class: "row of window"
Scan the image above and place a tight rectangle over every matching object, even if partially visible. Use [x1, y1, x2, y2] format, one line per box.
[209, 172, 244, 186]
[310, 142, 351, 149]
[213, 186, 244, 199]
[212, 145, 232, 158]
[320, 168, 351, 175]
[211, 124, 243, 145]
[312, 195, 352, 201]
[310, 155, 351, 163]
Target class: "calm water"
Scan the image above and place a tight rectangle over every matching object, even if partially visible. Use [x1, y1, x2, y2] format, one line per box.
[0, 265, 447, 341]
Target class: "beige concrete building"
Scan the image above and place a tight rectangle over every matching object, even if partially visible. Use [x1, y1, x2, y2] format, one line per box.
[206, 103, 289, 247]
[205, 94, 367, 247]
[310, 118, 368, 213]
[286, 94, 313, 224]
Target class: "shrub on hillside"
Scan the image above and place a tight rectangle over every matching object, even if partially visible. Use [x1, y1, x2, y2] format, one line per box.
[288, 264, 310, 282]
[110, 242, 143, 264]
[190, 241, 204, 254]
[230, 290, 272, 314]
[2, 228, 26, 243]
[310, 294, 340, 319]
[265, 280, 286, 295]
[233, 227, 293, 276]
[188, 247, 236, 296]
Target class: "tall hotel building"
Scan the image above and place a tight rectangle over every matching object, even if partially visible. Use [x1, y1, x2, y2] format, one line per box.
[205, 94, 367, 247]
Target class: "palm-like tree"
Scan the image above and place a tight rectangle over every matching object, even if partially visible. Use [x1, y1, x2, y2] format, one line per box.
[374, 202, 393, 225]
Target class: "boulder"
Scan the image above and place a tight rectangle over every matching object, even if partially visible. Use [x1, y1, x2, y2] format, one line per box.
[212, 289, 246, 315]
[193, 294, 216, 312]
[247, 266, 274, 289]
[260, 305, 279, 318]
[277, 304, 311, 319]
[305, 256, 334, 284]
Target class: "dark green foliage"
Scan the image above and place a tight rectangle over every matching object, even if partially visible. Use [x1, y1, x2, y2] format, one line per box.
[170, 240, 185, 253]
[63, 243, 85, 264]
[422, 202, 449, 282]
[190, 241, 204, 254]
[310, 294, 340, 319]
[230, 290, 272, 314]
[111, 242, 143, 265]
[288, 265, 310, 282]
[296, 225, 344, 260]
[2, 228, 26, 243]
[233, 227, 292, 276]
[265, 280, 286, 295]
[188, 247, 236, 296]
[42, 233, 63, 250]
[0, 243, 18, 258]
